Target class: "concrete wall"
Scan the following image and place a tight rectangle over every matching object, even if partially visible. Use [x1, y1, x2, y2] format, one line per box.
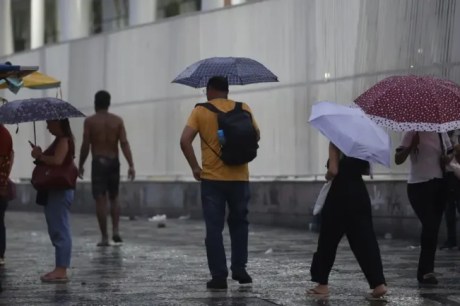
[8, 179, 451, 240]
[1, 0, 459, 181]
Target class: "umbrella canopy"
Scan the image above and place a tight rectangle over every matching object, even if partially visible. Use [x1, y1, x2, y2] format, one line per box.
[0, 71, 61, 90]
[0, 64, 38, 79]
[172, 57, 278, 88]
[0, 97, 85, 124]
[354, 75, 460, 132]
[309, 101, 391, 167]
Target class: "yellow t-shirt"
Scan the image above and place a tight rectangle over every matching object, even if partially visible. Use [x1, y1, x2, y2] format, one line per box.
[186, 99, 259, 181]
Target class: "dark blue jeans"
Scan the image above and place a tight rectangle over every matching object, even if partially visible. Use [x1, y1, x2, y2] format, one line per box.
[201, 180, 250, 279]
[44, 190, 73, 268]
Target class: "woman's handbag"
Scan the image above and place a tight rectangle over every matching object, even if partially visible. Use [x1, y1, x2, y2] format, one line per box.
[31, 161, 78, 191]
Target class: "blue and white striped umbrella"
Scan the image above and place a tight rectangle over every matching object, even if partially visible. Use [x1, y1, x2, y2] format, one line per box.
[172, 57, 278, 88]
[0, 97, 85, 124]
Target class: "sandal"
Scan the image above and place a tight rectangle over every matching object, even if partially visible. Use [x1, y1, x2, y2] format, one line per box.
[40, 274, 69, 283]
[365, 293, 388, 303]
[306, 288, 329, 297]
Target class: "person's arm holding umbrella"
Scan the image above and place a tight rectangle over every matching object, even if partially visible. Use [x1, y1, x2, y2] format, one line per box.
[395, 132, 419, 165]
[31, 138, 69, 166]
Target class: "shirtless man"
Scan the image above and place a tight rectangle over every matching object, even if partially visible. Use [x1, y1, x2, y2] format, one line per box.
[79, 90, 135, 246]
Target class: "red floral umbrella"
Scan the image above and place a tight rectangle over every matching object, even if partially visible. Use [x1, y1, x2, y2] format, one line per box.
[354, 75, 460, 132]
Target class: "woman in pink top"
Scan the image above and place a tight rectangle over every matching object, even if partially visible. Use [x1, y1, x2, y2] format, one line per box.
[395, 131, 449, 285]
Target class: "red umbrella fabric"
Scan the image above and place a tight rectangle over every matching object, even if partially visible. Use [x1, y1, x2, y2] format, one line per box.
[354, 75, 460, 132]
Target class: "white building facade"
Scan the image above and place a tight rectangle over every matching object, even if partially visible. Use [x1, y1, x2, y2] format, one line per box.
[1, 0, 460, 181]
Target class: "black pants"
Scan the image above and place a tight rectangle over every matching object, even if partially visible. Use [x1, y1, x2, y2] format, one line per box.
[0, 198, 7, 258]
[310, 177, 385, 288]
[444, 173, 460, 245]
[407, 179, 446, 280]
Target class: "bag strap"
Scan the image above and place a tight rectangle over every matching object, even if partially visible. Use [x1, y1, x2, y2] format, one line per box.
[194, 103, 222, 158]
[195, 103, 224, 114]
[195, 102, 244, 113]
[200, 137, 221, 159]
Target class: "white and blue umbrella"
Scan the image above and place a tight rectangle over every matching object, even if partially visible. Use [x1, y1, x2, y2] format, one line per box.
[0, 62, 39, 93]
[309, 101, 391, 167]
[0, 97, 85, 143]
[0, 63, 38, 79]
[172, 57, 278, 88]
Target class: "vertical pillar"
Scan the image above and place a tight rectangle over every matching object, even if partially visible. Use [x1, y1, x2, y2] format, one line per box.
[0, 0, 14, 56]
[129, 0, 157, 26]
[201, 0, 225, 11]
[102, 0, 118, 31]
[31, 0, 45, 49]
[58, 0, 92, 42]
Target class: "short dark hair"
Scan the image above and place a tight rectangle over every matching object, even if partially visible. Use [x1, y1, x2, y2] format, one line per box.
[206, 76, 229, 92]
[94, 90, 111, 110]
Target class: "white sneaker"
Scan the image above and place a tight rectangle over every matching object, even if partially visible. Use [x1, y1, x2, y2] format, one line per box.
[0, 258, 5, 266]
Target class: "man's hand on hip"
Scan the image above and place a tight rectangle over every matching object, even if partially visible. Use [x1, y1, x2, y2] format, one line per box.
[192, 166, 202, 181]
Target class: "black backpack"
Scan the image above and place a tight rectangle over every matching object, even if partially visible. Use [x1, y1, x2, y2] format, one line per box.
[195, 102, 259, 165]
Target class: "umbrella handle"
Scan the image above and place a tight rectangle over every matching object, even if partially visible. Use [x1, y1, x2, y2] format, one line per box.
[33, 121, 36, 145]
[55, 87, 62, 99]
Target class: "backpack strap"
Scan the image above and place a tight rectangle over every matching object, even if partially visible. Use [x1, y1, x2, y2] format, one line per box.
[194, 103, 222, 159]
[234, 102, 253, 121]
[195, 103, 224, 114]
[201, 138, 221, 159]
[196, 102, 245, 113]
[234, 102, 243, 111]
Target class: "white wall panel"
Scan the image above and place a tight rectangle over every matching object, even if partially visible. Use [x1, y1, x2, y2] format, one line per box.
[1, 0, 459, 180]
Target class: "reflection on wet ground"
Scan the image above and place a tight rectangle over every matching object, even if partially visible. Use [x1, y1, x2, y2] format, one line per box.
[1, 212, 460, 305]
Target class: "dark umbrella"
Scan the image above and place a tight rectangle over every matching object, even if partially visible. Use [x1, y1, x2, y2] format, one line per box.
[0, 97, 85, 143]
[172, 57, 278, 88]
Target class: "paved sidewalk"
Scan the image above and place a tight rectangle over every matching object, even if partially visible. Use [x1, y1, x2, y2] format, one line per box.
[1, 212, 460, 305]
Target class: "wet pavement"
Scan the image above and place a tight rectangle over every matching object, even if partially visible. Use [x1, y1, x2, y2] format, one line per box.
[1, 212, 460, 305]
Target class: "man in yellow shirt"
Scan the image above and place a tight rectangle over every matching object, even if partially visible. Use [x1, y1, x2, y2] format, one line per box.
[180, 76, 260, 289]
